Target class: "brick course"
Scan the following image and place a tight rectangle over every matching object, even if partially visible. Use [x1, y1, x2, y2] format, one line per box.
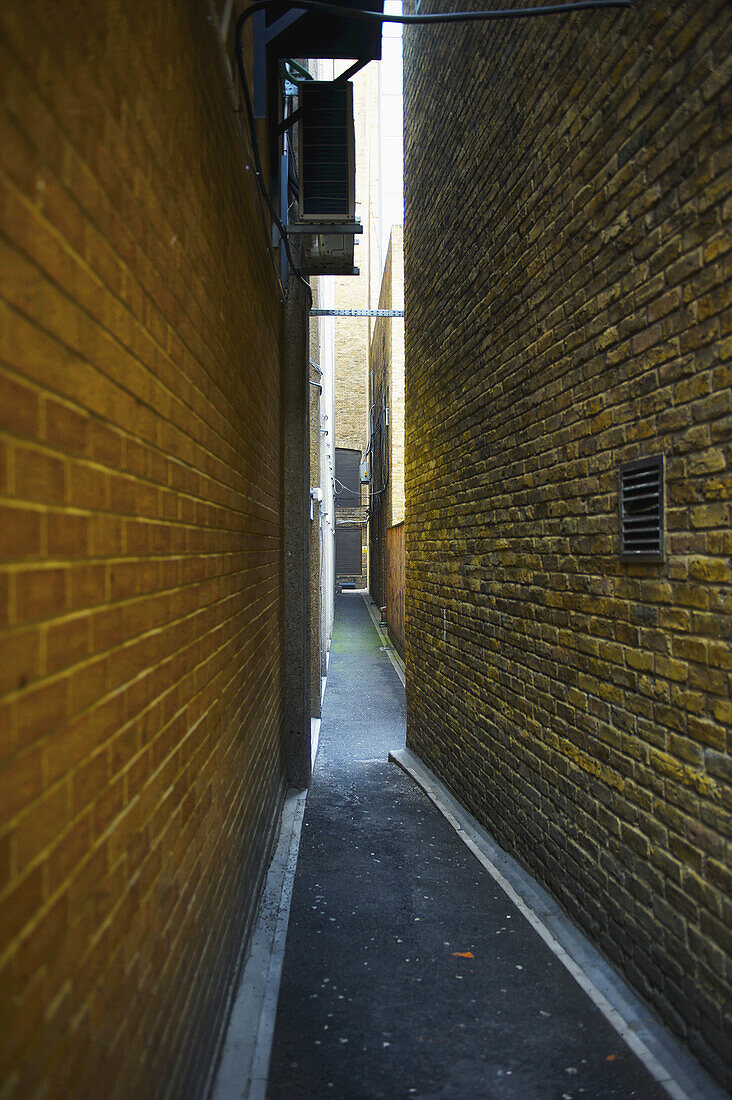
[404, 0, 731, 1086]
[0, 3, 286, 1097]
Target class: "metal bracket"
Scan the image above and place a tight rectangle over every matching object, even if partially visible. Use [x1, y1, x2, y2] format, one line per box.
[253, 6, 307, 118]
[279, 59, 370, 134]
[334, 58, 371, 84]
[287, 222, 363, 235]
[279, 107, 302, 135]
[265, 7, 307, 41]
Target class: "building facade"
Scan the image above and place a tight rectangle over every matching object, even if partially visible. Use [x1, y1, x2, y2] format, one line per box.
[369, 227, 405, 650]
[404, 0, 731, 1088]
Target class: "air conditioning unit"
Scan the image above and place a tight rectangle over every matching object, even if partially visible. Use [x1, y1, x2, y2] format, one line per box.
[299, 81, 355, 222]
[297, 229, 359, 276]
[293, 80, 361, 276]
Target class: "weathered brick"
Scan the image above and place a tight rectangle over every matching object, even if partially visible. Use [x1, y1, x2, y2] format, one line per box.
[14, 678, 68, 751]
[45, 400, 90, 456]
[0, 370, 41, 439]
[369, 229, 405, 630]
[0, 630, 40, 695]
[0, 3, 289, 1098]
[404, 0, 731, 1088]
[0, 505, 42, 560]
[15, 568, 67, 622]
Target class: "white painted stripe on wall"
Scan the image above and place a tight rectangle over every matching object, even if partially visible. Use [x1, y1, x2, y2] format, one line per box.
[212, 789, 308, 1100]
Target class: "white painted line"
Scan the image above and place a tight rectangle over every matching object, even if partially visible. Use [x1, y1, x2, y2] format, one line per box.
[212, 788, 308, 1100]
[362, 594, 406, 687]
[312, 667, 328, 770]
[311, 716, 321, 771]
[389, 748, 726, 1100]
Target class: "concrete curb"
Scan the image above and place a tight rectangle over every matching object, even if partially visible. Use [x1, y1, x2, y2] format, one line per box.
[362, 593, 406, 687]
[389, 747, 726, 1100]
[211, 787, 309, 1100]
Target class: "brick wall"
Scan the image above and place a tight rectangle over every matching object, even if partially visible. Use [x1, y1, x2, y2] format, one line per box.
[386, 522, 406, 660]
[404, 0, 730, 1086]
[0, 3, 287, 1097]
[388, 230, 405, 530]
[369, 228, 405, 608]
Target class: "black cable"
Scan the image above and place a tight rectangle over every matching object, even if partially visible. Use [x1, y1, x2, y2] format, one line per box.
[288, 161, 300, 198]
[239, 0, 630, 31]
[334, 477, 361, 497]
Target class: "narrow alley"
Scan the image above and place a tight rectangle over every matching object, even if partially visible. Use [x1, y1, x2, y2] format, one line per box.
[214, 593, 712, 1100]
[1, 3, 729, 1099]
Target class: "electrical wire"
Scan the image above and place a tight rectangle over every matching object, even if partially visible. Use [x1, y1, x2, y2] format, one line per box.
[238, 0, 631, 31]
[367, 398, 390, 519]
[334, 477, 361, 497]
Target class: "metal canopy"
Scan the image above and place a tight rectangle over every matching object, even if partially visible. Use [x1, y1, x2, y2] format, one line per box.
[262, 0, 385, 61]
[254, 0, 384, 115]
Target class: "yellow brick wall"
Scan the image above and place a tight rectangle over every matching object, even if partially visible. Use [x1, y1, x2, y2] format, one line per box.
[369, 228, 405, 608]
[404, 0, 731, 1087]
[388, 228, 405, 529]
[0, 4, 286, 1097]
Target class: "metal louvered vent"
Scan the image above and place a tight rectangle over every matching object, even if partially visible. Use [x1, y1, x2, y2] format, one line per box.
[619, 455, 665, 561]
[335, 448, 361, 507]
[299, 81, 355, 222]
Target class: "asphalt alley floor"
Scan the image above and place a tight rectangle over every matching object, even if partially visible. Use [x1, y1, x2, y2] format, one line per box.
[265, 592, 670, 1100]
